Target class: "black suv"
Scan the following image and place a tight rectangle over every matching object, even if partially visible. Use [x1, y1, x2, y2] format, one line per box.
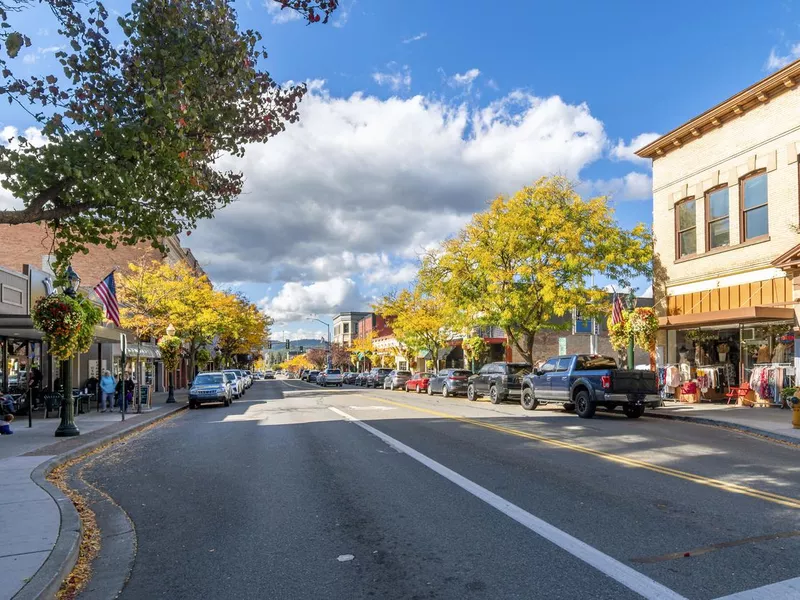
[467, 362, 531, 404]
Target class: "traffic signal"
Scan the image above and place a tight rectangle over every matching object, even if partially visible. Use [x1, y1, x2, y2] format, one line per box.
[299, 346, 303, 352]
[267, 341, 272, 350]
[285, 339, 290, 349]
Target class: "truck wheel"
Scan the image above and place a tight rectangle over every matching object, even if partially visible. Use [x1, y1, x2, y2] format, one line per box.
[489, 385, 501, 404]
[623, 404, 645, 419]
[574, 390, 596, 418]
[521, 388, 538, 411]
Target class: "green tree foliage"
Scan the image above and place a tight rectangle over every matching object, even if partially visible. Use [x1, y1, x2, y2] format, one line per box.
[0, 0, 337, 269]
[421, 176, 653, 364]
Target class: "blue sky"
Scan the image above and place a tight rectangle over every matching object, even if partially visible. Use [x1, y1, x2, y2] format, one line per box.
[2, 0, 800, 341]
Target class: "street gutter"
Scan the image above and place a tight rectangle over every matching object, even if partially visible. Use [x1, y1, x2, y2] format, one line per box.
[645, 411, 800, 448]
[13, 401, 187, 600]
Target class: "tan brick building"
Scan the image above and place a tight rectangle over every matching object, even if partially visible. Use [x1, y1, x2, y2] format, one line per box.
[638, 58, 800, 404]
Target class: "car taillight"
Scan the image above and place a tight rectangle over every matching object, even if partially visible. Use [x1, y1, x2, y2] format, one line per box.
[601, 375, 611, 389]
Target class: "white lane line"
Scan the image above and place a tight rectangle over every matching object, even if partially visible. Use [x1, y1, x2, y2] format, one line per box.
[712, 576, 800, 599]
[328, 406, 686, 600]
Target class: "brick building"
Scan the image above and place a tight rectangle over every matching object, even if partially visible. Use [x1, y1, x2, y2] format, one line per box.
[0, 223, 205, 395]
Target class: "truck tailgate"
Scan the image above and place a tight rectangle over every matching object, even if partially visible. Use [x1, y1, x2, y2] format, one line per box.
[611, 370, 657, 394]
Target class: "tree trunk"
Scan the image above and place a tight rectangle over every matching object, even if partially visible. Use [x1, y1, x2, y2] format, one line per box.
[188, 341, 197, 383]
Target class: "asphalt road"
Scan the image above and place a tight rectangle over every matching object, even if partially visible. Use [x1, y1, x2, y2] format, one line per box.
[79, 378, 800, 599]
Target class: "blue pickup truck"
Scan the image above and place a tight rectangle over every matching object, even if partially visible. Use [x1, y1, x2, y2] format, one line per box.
[520, 354, 659, 419]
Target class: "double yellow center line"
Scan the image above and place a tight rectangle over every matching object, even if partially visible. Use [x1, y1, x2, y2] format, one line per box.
[368, 395, 800, 509]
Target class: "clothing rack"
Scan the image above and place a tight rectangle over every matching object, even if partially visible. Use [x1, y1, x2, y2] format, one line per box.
[748, 363, 794, 405]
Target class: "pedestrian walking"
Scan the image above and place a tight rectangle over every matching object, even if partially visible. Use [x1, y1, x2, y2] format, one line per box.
[99, 370, 116, 412]
[121, 373, 134, 413]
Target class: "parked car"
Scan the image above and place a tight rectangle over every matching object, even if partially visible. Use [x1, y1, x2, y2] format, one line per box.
[189, 372, 232, 409]
[367, 368, 393, 388]
[300, 369, 309, 381]
[355, 372, 368, 386]
[428, 369, 472, 397]
[405, 372, 432, 393]
[223, 370, 245, 398]
[342, 372, 357, 384]
[231, 369, 251, 389]
[467, 362, 531, 404]
[263, 370, 275, 380]
[318, 368, 343, 387]
[521, 354, 659, 418]
[307, 370, 320, 383]
[383, 370, 412, 390]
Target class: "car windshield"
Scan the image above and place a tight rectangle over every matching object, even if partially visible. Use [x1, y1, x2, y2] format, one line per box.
[223, 373, 236, 382]
[396, 371, 411, 376]
[417, 373, 432, 378]
[575, 355, 618, 370]
[451, 370, 472, 377]
[310, 371, 319, 375]
[195, 374, 222, 385]
[327, 369, 341, 374]
[508, 364, 532, 375]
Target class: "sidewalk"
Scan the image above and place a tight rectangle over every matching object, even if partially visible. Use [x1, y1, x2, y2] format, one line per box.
[648, 401, 800, 444]
[1, 391, 187, 600]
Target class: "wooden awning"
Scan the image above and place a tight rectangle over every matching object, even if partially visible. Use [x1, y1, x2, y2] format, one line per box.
[772, 243, 800, 272]
[658, 306, 795, 329]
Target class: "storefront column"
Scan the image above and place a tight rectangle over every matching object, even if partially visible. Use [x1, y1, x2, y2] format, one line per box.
[1, 337, 7, 394]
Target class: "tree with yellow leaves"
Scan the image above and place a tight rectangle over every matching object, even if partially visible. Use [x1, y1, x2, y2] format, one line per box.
[374, 288, 450, 373]
[348, 333, 377, 371]
[420, 176, 652, 364]
[215, 291, 272, 368]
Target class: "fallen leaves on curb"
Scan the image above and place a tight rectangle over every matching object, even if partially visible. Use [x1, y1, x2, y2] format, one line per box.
[48, 463, 101, 600]
[46, 408, 186, 599]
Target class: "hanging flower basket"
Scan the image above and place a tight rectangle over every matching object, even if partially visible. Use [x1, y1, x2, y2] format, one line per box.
[607, 307, 658, 353]
[32, 293, 103, 360]
[158, 335, 182, 371]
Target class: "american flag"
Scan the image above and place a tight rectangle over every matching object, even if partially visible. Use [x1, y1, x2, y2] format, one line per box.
[94, 271, 120, 327]
[611, 293, 624, 325]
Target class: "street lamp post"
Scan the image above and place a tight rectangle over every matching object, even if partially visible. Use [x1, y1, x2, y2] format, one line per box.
[165, 323, 176, 403]
[308, 317, 331, 369]
[55, 266, 81, 437]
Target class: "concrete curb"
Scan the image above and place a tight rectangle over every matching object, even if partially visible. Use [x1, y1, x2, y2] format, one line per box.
[646, 411, 800, 447]
[13, 401, 187, 600]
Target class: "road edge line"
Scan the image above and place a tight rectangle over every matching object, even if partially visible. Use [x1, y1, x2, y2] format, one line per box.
[328, 406, 687, 600]
[13, 402, 187, 600]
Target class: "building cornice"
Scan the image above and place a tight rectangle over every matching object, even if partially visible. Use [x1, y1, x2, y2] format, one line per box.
[636, 59, 800, 160]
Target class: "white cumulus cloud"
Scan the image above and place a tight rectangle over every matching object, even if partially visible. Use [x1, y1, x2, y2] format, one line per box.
[765, 43, 800, 71]
[187, 80, 609, 292]
[372, 63, 411, 92]
[259, 277, 366, 321]
[449, 68, 481, 88]
[586, 172, 653, 202]
[609, 132, 660, 165]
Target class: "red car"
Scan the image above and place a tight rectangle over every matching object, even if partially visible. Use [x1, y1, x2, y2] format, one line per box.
[405, 372, 432, 393]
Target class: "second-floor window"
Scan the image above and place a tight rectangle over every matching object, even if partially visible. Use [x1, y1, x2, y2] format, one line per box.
[343, 323, 349, 334]
[705, 187, 729, 250]
[676, 198, 696, 258]
[740, 171, 768, 241]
